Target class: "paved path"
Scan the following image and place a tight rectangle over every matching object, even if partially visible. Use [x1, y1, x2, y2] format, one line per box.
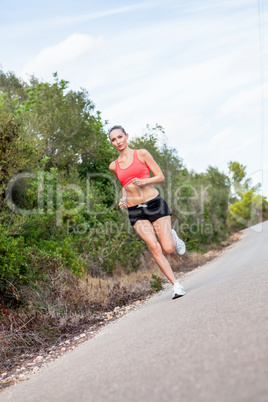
[1, 222, 268, 402]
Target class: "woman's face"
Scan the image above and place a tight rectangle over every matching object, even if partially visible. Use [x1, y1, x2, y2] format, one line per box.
[109, 129, 128, 151]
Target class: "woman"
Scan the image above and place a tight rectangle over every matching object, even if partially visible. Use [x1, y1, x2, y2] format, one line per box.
[109, 125, 186, 299]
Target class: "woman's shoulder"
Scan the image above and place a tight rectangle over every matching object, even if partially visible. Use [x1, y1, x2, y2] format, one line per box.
[109, 160, 117, 172]
[137, 148, 150, 156]
[137, 148, 151, 161]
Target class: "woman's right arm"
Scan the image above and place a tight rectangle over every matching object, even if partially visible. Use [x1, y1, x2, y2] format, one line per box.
[109, 161, 116, 175]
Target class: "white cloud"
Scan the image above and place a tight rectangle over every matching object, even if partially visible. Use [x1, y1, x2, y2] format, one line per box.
[226, 138, 256, 155]
[51, 2, 159, 26]
[217, 84, 268, 119]
[207, 127, 235, 151]
[22, 34, 103, 78]
[0, 2, 159, 40]
[172, 0, 255, 14]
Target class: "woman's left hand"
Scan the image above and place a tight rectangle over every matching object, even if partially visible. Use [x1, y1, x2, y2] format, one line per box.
[132, 178, 147, 186]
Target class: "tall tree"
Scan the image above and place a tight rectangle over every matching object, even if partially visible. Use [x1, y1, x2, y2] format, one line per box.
[227, 161, 268, 229]
[17, 73, 109, 172]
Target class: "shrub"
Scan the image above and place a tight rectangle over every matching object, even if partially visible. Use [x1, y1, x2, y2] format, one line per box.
[0, 232, 30, 283]
[150, 274, 164, 292]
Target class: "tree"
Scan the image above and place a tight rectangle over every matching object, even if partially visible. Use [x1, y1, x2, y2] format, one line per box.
[0, 69, 28, 107]
[228, 161, 252, 198]
[227, 161, 268, 229]
[0, 92, 37, 212]
[17, 73, 109, 172]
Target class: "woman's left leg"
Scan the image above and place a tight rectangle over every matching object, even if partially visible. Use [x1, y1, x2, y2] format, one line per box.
[152, 215, 176, 254]
[152, 215, 186, 298]
[133, 219, 177, 284]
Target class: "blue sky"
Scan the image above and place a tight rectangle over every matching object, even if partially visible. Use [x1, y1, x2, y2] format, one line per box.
[1, 0, 267, 195]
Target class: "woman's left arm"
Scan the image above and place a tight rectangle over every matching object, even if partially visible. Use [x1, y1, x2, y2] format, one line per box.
[132, 149, 165, 186]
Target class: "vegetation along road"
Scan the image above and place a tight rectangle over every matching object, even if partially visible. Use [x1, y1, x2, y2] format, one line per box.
[1, 222, 267, 402]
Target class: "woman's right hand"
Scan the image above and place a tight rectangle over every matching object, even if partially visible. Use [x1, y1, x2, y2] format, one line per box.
[119, 198, 127, 209]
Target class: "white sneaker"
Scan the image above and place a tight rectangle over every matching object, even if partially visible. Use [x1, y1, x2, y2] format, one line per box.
[172, 229, 186, 255]
[172, 281, 185, 299]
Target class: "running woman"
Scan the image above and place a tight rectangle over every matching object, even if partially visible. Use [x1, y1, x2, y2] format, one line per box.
[109, 125, 186, 299]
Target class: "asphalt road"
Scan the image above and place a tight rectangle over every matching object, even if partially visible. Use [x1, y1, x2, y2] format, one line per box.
[1, 222, 268, 402]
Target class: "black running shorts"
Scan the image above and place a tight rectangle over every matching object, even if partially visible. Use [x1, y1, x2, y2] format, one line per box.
[127, 195, 172, 227]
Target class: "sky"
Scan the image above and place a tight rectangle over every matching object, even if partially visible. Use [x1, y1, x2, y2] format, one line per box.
[1, 0, 267, 195]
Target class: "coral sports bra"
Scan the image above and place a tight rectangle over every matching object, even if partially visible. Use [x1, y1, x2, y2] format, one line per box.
[115, 149, 150, 188]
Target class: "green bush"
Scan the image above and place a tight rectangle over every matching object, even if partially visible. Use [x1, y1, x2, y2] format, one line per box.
[150, 274, 164, 292]
[0, 232, 30, 282]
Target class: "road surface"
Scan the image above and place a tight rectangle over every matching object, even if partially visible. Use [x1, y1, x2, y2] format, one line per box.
[1, 222, 268, 402]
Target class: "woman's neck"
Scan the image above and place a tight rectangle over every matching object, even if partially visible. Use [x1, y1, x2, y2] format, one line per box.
[118, 146, 132, 158]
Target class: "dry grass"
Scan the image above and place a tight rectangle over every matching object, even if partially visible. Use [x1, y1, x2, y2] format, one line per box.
[0, 232, 242, 381]
[0, 261, 155, 375]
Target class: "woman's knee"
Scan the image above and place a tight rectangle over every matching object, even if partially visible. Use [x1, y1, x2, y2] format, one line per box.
[162, 243, 176, 254]
[148, 241, 163, 257]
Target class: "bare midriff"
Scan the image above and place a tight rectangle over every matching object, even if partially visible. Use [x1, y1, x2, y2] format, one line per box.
[125, 183, 159, 207]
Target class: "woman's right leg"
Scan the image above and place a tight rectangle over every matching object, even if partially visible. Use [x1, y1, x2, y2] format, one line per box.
[133, 219, 177, 284]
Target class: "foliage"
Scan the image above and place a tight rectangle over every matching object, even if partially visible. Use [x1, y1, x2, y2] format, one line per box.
[227, 162, 268, 229]
[0, 231, 31, 283]
[150, 274, 164, 292]
[0, 69, 28, 109]
[16, 74, 101, 171]
[0, 96, 38, 208]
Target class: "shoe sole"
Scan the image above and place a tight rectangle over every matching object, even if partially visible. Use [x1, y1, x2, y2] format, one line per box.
[172, 292, 185, 299]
